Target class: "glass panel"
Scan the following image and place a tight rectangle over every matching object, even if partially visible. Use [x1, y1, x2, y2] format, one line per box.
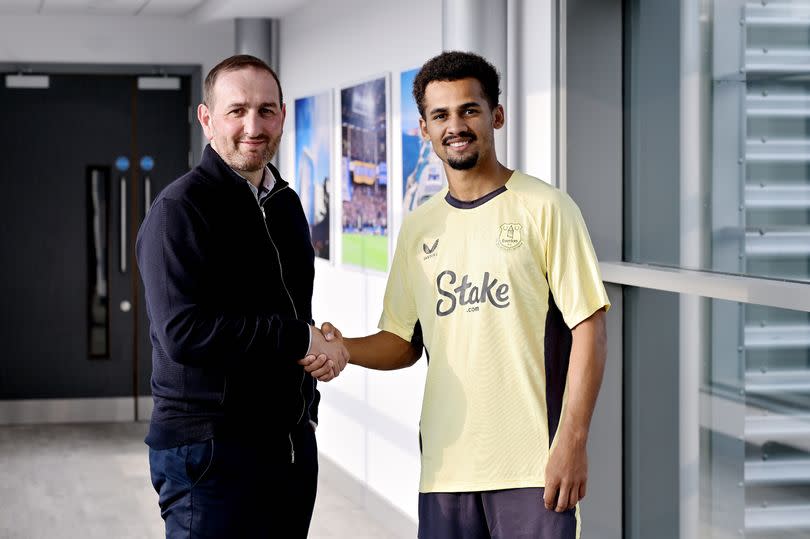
[87, 167, 109, 358]
[625, 286, 810, 538]
[623, 287, 681, 539]
[625, 0, 810, 284]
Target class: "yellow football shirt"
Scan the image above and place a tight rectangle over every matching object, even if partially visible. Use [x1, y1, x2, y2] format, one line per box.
[379, 170, 610, 494]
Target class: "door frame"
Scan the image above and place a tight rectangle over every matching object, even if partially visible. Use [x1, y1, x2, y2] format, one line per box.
[0, 62, 201, 425]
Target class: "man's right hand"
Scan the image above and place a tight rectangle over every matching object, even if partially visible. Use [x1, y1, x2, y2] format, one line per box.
[301, 324, 349, 381]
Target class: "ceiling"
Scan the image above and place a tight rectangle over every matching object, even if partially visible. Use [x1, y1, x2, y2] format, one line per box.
[0, 0, 311, 19]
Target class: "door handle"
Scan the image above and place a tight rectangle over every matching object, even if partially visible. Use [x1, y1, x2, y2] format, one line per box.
[144, 175, 152, 217]
[141, 156, 155, 218]
[120, 175, 127, 273]
[115, 156, 130, 274]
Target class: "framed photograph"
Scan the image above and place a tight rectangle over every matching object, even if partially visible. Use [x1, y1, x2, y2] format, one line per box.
[400, 67, 445, 215]
[294, 91, 332, 260]
[340, 75, 389, 272]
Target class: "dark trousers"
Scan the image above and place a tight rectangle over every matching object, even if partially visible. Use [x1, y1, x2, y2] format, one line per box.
[418, 488, 578, 539]
[149, 424, 318, 539]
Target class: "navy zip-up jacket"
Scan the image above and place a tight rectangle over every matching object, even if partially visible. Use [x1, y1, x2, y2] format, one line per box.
[136, 145, 318, 449]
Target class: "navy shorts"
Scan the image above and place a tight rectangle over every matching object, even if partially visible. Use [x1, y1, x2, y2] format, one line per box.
[418, 487, 578, 539]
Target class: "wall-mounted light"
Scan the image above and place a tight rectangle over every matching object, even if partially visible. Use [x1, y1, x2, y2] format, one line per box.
[137, 76, 180, 90]
[5, 74, 50, 89]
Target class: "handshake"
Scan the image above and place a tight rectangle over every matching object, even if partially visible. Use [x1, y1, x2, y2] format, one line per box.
[299, 322, 348, 382]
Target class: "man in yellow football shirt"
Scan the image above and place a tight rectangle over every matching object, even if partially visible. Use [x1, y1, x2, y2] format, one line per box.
[302, 51, 609, 538]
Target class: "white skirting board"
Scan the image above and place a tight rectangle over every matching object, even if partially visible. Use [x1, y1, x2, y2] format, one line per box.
[0, 397, 137, 425]
[137, 396, 153, 422]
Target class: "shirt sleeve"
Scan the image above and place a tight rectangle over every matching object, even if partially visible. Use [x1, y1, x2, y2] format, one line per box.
[378, 224, 419, 342]
[543, 191, 611, 329]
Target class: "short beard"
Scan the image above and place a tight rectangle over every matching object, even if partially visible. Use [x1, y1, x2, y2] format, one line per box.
[447, 152, 479, 170]
[228, 135, 280, 172]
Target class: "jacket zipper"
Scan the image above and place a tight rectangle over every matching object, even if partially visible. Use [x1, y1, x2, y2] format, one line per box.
[259, 185, 309, 463]
[259, 187, 298, 320]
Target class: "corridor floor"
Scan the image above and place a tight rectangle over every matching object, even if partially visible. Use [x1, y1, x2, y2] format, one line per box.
[0, 422, 395, 538]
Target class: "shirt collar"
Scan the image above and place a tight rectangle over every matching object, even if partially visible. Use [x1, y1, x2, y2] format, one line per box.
[242, 166, 277, 202]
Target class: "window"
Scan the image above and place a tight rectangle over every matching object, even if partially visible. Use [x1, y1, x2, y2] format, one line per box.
[624, 2, 810, 537]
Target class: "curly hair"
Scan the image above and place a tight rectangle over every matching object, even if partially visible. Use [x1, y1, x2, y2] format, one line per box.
[412, 51, 501, 118]
[204, 54, 283, 108]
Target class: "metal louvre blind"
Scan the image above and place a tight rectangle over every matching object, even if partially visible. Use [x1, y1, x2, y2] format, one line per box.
[714, 1, 810, 534]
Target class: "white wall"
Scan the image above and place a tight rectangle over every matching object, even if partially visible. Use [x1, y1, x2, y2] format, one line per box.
[515, 0, 556, 184]
[0, 14, 233, 84]
[279, 0, 443, 523]
[279, 0, 557, 526]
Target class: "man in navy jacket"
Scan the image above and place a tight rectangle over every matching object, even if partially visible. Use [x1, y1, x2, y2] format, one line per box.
[136, 54, 348, 539]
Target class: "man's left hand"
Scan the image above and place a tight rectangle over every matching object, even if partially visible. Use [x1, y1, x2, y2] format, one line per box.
[299, 353, 335, 381]
[543, 432, 588, 512]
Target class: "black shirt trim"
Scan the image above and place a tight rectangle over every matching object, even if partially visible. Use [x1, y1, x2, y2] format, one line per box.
[444, 185, 508, 209]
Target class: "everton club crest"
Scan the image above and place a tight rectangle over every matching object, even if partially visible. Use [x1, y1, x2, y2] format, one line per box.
[497, 223, 523, 250]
